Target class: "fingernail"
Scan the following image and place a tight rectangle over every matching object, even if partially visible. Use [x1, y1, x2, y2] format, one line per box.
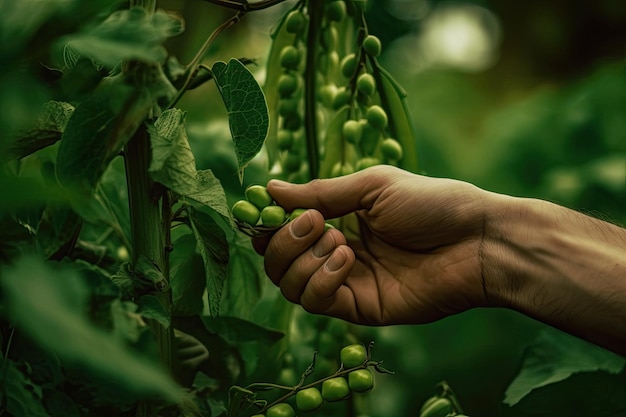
[291, 211, 313, 237]
[268, 179, 289, 188]
[325, 249, 347, 272]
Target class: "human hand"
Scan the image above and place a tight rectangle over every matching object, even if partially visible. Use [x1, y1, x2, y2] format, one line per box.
[252, 165, 490, 326]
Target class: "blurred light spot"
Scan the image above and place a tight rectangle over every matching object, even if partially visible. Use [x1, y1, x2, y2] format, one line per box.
[385, 4, 501, 73]
[420, 4, 500, 71]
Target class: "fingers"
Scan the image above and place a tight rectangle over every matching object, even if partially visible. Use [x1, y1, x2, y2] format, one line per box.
[262, 210, 327, 283]
[278, 228, 348, 303]
[266, 165, 405, 219]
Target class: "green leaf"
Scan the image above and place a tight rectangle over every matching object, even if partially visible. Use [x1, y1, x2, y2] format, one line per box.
[170, 233, 205, 316]
[137, 294, 171, 328]
[56, 74, 154, 193]
[219, 235, 265, 319]
[35, 206, 82, 259]
[187, 208, 229, 317]
[8, 101, 74, 160]
[0, 358, 51, 417]
[148, 108, 197, 196]
[1, 256, 183, 402]
[63, 7, 184, 68]
[185, 169, 235, 232]
[502, 371, 626, 417]
[504, 328, 626, 407]
[212, 59, 269, 182]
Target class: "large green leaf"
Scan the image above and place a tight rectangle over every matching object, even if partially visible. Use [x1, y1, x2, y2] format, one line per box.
[503, 371, 626, 417]
[63, 7, 184, 68]
[212, 59, 269, 182]
[504, 328, 626, 407]
[1, 256, 183, 402]
[186, 208, 229, 317]
[219, 235, 265, 319]
[185, 169, 235, 232]
[170, 233, 205, 316]
[56, 72, 162, 193]
[148, 108, 197, 196]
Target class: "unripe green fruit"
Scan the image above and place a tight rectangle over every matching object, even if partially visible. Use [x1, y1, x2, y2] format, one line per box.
[277, 130, 294, 150]
[278, 73, 299, 98]
[356, 157, 380, 171]
[266, 403, 295, 417]
[381, 138, 403, 160]
[332, 87, 351, 109]
[319, 84, 338, 108]
[285, 10, 306, 34]
[340, 344, 367, 368]
[288, 208, 307, 221]
[261, 205, 286, 227]
[321, 26, 339, 50]
[419, 397, 453, 417]
[340, 53, 357, 78]
[342, 119, 362, 144]
[358, 119, 381, 155]
[283, 152, 301, 173]
[365, 105, 388, 129]
[356, 73, 376, 97]
[245, 185, 273, 210]
[251, 415, 264, 417]
[326, 1, 347, 22]
[322, 377, 350, 402]
[362, 34, 382, 57]
[279, 98, 299, 117]
[348, 369, 374, 392]
[231, 200, 260, 225]
[283, 113, 302, 131]
[331, 161, 354, 177]
[280, 46, 300, 70]
[296, 387, 324, 412]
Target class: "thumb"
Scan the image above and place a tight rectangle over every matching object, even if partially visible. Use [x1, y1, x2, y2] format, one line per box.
[266, 165, 403, 219]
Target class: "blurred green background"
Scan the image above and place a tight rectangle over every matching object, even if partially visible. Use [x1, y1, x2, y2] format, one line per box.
[166, 0, 625, 415]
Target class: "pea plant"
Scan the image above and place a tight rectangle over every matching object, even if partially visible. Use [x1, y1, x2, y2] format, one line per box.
[0, 0, 452, 417]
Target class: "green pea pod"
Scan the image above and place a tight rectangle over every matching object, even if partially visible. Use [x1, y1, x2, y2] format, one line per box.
[319, 106, 350, 178]
[419, 397, 453, 417]
[373, 64, 420, 173]
[263, 4, 303, 171]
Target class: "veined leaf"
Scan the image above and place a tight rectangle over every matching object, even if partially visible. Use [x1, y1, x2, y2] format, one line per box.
[212, 59, 269, 183]
[148, 108, 197, 196]
[186, 207, 229, 317]
[1, 256, 183, 402]
[63, 7, 184, 68]
[8, 101, 74, 160]
[185, 169, 235, 233]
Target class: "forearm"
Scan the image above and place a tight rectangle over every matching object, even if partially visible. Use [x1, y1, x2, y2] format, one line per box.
[482, 193, 626, 355]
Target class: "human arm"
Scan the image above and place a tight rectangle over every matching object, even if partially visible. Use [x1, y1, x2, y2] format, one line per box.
[253, 165, 626, 355]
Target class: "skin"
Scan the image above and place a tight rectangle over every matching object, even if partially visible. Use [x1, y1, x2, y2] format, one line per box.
[253, 165, 626, 356]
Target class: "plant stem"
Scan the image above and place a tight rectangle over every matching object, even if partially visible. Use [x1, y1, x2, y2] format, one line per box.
[201, 0, 287, 12]
[304, 0, 323, 180]
[167, 12, 244, 110]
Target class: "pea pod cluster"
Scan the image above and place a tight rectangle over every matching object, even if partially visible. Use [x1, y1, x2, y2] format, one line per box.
[242, 342, 387, 417]
[264, 0, 420, 184]
[419, 381, 470, 417]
